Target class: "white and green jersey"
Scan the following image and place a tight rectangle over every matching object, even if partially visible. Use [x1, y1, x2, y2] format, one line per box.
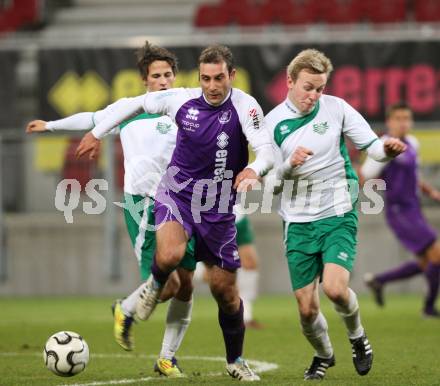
[47, 99, 178, 197]
[116, 113, 176, 196]
[266, 95, 378, 223]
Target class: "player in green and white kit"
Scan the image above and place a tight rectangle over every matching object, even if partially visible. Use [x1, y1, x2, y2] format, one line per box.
[26, 42, 195, 378]
[264, 49, 406, 380]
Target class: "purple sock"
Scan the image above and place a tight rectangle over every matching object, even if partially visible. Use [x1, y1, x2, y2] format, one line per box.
[151, 257, 171, 286]
[218, 299, 245, 364]
[424, 263, 440, 312]
[376, 260, 422, 285]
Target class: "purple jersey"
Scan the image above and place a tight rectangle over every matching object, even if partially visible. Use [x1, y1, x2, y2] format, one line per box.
[381, 137, 419, 210]
[380, 137, 436, 254]
[142, 87, 268, 216]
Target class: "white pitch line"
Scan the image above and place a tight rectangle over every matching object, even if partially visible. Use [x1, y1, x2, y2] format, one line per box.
[1, 352, 278, 386]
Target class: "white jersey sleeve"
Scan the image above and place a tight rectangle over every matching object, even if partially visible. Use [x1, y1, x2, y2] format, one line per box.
[340, 99, 378, 150]
[341, 99, 378, 150]
[46, 112, 94, 131]
[46, 98, 131, 134]
[361, 154, 387, 180]
[91, 95, 145, 139]
[232, 90, 274, 176]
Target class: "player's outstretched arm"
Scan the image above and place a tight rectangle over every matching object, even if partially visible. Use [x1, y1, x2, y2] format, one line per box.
[26, 112, 96, 134]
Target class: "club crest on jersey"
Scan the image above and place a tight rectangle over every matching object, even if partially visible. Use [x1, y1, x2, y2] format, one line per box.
[313, 121, 329, 135]
[218, 109, 232, 124]
[279, 124, 290, 135]
[249, 108, 260, 130]
[186, 107, 199, 121]
[156, 122, 172, 134]
[217, 131, 229, 149]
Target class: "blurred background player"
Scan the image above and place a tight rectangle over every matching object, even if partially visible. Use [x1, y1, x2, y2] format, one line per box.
[26, 41, 196, 377]
[361, 103, 440, 317]
[264, 49, 406, 380]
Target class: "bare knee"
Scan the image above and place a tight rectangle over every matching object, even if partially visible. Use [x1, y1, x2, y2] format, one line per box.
[157, 246, 185, 270]
[298, 301, 319, 324]
[322, 281, 347, 304]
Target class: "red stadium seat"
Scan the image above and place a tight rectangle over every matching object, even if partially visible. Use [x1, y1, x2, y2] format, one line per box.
[364, 0, 407, 23]
[194, 4, 228, 27]
[283, 0, 318, 25]
[319, 0, 364, 24]
[414, 0, 440, 22]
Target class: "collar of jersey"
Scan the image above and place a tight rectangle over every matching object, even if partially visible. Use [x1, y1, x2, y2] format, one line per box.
[202, 88, 232, 107]
[274, 101, 320, 147]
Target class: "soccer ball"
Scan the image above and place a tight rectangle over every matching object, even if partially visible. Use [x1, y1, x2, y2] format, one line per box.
[43, 331, 89, 377]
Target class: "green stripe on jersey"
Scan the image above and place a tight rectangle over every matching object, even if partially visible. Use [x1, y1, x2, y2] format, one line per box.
[339, 135, 359, 205]
[120, 112, 161, 130]
[274, 101, 320, 147]
[359, 137, 378, 150]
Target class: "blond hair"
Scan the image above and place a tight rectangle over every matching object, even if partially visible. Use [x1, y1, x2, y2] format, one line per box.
[287, 49, 333, 81]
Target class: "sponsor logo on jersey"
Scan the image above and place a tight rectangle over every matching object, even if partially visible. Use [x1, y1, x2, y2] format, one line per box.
[218, 109, 232, 124]
[249, 108, 260, 130]
[217, 131, 229, 149]
[186, 107, 199, 121]
[233, 250, 240, 260]
[313, 121, 329, 135]
[213, 149, 228, 182]
[156, 122, 172, 134]
[181, 119, 200, 131]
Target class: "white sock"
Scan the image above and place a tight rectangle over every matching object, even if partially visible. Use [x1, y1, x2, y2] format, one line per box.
[301, 312, 334, 359]
[334, 288, 364, 340]
[238, 269, 259, 322]
[242, 299, 253, 323]
[121, 284, 144, 317]
[160, 297, 193, 359]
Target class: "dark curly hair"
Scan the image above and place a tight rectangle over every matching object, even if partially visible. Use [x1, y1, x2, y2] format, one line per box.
[136, 41, 178, 79]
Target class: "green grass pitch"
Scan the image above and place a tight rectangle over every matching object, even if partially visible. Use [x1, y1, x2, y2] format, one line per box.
[0, 295, 438, 386]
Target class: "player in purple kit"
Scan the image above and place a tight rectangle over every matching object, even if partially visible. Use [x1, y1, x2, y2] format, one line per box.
[361, 103, 440, 317]
[76, 45, 274, 381]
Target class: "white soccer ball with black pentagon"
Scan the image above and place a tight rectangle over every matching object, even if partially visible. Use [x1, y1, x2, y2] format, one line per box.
[43, 331, 89, 377]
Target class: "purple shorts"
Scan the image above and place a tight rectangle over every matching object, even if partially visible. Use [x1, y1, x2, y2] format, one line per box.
[154, 188, 240, 271]
[386, 205, 437, 255]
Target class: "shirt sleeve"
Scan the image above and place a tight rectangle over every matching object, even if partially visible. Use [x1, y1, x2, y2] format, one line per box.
[240, 97, 274, 176]
[91, 95, 145, 139]
[360, 155, 387, 180]
[46, 112, 95, 131]
[341, 99, 378, 150]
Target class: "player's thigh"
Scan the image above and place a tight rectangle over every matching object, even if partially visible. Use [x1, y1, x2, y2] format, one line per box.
[321, 263, 350, 301]
[238, 244, 258, 269]
[209, 265, 238, 300]
[156, 220, 188, 261]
